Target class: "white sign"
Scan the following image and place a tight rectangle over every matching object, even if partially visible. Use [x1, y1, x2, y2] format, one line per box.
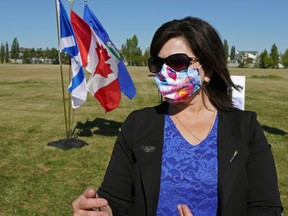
[231, 75, 246, 110]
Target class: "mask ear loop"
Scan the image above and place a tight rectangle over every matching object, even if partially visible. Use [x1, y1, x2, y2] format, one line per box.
[196, 64, 210, 85]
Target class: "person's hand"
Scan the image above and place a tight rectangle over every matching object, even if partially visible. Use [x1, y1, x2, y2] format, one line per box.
[177, 204, 193, 216]
[72, 187, 112, 216]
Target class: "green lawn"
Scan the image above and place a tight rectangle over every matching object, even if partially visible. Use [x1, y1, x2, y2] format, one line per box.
[0, 64, 287, 215]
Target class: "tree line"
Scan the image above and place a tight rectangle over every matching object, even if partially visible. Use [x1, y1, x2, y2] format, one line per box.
[1, 36, 288, 68]
[0, 38, 60, 64]
[223, 39, 288, 68]
[0, 36, 148, 65]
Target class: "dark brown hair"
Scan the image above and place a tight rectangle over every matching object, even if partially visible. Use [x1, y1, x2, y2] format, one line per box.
[150, 17, 238, 111]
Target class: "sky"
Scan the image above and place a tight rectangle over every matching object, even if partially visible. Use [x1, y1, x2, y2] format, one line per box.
[0, 0, 287, 54]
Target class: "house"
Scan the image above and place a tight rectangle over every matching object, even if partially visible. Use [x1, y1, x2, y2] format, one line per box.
[228, 51, 259, 67]
[17, 47, 53, 64]
[19, 47, 31, 58]
[235, 51, 258, 62]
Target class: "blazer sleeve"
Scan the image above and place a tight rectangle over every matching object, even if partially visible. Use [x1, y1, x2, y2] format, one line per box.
[97, 103, 167, 216]
[246, 113, 283, 215]
[97, 111, 136, 215]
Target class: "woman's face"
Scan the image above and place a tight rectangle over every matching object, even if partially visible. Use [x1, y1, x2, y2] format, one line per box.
[157, 37, 205, 81]
[158, 37, 210, 104]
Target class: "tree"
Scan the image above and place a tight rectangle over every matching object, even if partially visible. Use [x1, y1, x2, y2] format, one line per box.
[121, 35, 142, 66]
[0, 43, 5, 63]
[281, 49, 288, 68]
[5, 42, 9, 63]
[259, 49, 269, 68]
[230, 46, 236, 60]
[30, 48, 36, 59]
[223, 39, 229, 62]
[48, 48, 60, 64]
[35, 48, 43, 58]
[142, 48, 150, 66]
[10, 37, 20, 59]
[268, 43, 279, 68]
[238, 59, 246, 68]
[22, 49, 31, 64]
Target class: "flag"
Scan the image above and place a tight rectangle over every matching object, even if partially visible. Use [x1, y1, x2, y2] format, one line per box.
[56, 0, 87, 108]
[83, 4, 136, 100]
[70, 11, 121, 112]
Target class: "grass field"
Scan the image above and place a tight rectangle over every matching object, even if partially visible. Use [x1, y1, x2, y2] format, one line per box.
[0, 64, 287, 215]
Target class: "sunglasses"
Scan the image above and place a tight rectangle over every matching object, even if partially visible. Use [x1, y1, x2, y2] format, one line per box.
[148, 53, 199, 73]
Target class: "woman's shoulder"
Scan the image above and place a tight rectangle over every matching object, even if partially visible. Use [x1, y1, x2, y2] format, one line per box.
[120, 103, 168, 134]
[128, 102, 168, 118]
[219, 108, 257, 126]
[218, 109, 262, 145]
[219, 108, 257, 119]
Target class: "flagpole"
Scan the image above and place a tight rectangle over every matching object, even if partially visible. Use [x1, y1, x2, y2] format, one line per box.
[68, 0, 74, 139]
[68, 58, 72, 139]
[55, 0, 69, 140]
[48, 0, 88, 150]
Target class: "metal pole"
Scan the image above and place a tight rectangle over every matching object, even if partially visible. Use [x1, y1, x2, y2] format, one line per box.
[68, 0, 75, 139]
[55, 0, 69, 139]
[68, 60, 72, 139]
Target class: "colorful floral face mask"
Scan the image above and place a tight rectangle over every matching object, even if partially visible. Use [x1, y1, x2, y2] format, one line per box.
[154, 64, 202, 104]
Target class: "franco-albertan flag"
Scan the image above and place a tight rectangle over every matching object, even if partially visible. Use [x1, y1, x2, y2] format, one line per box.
[56, 0, 87, 108]
[71, 11, 120, 112]
[83, 5, 136, 100]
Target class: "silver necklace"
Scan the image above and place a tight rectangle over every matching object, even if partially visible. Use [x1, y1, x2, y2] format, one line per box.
[173, 110, 216, 142]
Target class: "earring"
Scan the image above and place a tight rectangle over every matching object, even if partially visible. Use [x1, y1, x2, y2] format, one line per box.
[204, 78, 210, 85]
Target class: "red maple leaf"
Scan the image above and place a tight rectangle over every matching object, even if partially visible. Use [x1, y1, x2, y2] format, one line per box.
[94, 43, 112, 78]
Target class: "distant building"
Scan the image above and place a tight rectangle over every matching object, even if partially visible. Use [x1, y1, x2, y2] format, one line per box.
[13, 47, 54, 64]
[8, 58, 23, 64]
[228, 51, 259, 67]
[227, 59, 239, 67]
[19, 47, 31, 58]
[235, 51, 258, 62]
[278, 63, 284, 69]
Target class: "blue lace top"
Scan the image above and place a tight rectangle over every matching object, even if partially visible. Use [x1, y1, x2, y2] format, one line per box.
[156, 114, 218, 216]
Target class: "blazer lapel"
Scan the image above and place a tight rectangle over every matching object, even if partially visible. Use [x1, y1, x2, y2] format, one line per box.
[136, 103, 167, 216]
[217, 111, 247, 214]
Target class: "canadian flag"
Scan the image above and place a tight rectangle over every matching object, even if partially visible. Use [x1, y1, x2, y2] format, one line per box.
[70, 10, 120, 112]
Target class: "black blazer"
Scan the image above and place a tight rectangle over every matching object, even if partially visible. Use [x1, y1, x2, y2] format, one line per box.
[98, 102, 283, 216]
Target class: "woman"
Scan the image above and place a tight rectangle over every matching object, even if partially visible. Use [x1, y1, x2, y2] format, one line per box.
[72, 17, 283, 216]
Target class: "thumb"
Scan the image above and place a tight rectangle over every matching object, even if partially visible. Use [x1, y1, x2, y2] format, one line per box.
[83, 187, 97, 199]
[182, 204, 193, 216]
[177, 204, 193, 216]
